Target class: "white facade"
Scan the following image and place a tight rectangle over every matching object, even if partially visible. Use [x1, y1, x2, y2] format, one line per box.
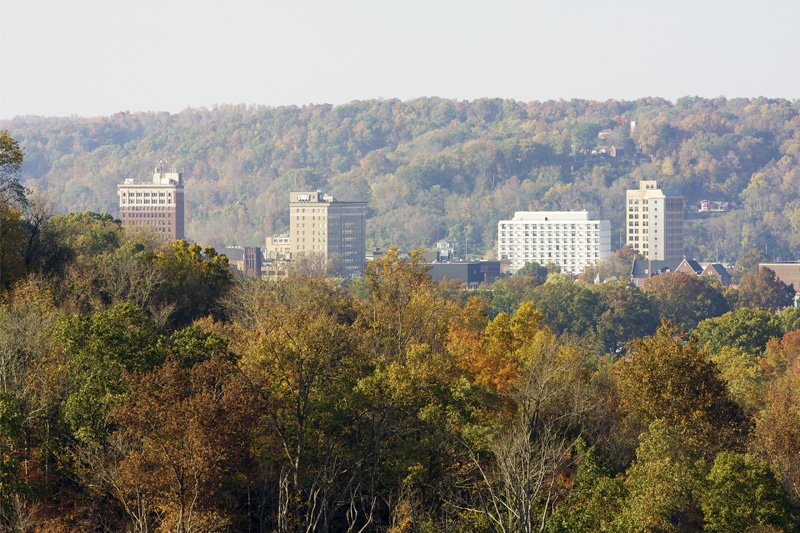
[626, 180, 684, 261]
[497, 211, 611, 274]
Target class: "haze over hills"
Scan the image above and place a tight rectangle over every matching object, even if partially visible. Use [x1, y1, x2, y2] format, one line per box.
[3, 96, 799, 261]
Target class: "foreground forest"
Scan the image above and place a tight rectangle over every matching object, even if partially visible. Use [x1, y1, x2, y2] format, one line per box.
[2, 136, 800, 531]
[3, 97, 800, 261]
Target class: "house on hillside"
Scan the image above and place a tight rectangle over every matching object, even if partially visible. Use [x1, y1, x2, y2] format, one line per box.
[597, 129, 615, 141]
[698, 200, 730, 213]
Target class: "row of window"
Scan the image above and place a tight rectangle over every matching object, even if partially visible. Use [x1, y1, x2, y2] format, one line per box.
[501, 244, 603, 250]
[121, 191, 171, 197]
[123, 212, 172, 219]
[499, 237, 601, 244]
[504, 253, 601, 260]
[121, 200, 175, 206]
[121, 205, 176, 211]
[499, 223, 601, 230]
[500, 229, 600, 237]
[502, 253, 602, 262]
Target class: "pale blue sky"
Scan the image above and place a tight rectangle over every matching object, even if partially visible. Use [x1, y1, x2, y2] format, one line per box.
[1, 0, 798, 118]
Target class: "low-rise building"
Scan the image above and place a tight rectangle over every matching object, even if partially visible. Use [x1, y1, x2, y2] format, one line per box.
[497, 211, 611, 274]
[630, 258, 682, 288]
[758, 263, 800, 293]
[426, 261, 501, 289]
[265, 233, 291, 260]
[222, 246, 263, 278]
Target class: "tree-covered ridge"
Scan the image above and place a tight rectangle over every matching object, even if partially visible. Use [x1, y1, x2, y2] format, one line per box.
[4, 96, 800, 260]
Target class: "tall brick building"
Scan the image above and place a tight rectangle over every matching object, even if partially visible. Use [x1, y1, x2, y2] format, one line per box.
[118, 165, 185, 241]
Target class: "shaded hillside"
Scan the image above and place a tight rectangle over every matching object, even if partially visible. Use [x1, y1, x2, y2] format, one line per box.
[3, 96, 800, 260]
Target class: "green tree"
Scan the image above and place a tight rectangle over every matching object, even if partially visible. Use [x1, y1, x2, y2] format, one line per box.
[755, 358, 800, 501]
[581, 245, 639, 283]
[592, 281, 659, 353]
[169, 320, 231, 368]
[571, 123, 603, 154]
[644, 273, 730, 331]
[480, 273, 542, 317]
[694, 307, 783, 356]
[614, 325, 747, 456]
[0, 130, 25, 205]
[529, 274, 603, 338]
[547, 439, 624, 532]
[0, 203, 26, 291]
[708, 346, 765, 416]
[617, 420, 705, 532]
[515, 261, 548, 285]
[156, 240, 233, 327]
[775, 307, 800, 335]
[701, 452, 794, 532]
[44, 212, 123, 266]
[736, 266, 795, 311]
[0, 131, 28, 293]
[733, 248, 768, 284]
[54, 302, 166, 442]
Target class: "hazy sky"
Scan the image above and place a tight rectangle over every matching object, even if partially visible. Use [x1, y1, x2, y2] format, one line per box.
[1, 0, 798, 118]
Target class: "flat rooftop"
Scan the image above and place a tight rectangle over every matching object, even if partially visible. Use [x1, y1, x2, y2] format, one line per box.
[508, 210, 599, 221]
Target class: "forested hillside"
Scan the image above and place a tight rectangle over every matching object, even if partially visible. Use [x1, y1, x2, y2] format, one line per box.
[3, 96, 800, 260]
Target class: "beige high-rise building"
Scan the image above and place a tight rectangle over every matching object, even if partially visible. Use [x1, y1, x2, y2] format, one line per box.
[118, 165, 184, 241]
[289, 191, 366, 276]
[626, 180, 683, 261]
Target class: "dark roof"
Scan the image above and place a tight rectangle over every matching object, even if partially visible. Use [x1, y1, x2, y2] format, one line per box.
[702, 263, 732, 285]
[631, 258, 681, 279]
[681, 258, 704, 275]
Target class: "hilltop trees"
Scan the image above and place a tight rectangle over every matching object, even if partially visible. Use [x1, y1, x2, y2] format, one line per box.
[5, 97, 800, 261]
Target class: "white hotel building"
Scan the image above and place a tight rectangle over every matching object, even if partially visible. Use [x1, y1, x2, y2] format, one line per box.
[497, 211, 611, 274]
